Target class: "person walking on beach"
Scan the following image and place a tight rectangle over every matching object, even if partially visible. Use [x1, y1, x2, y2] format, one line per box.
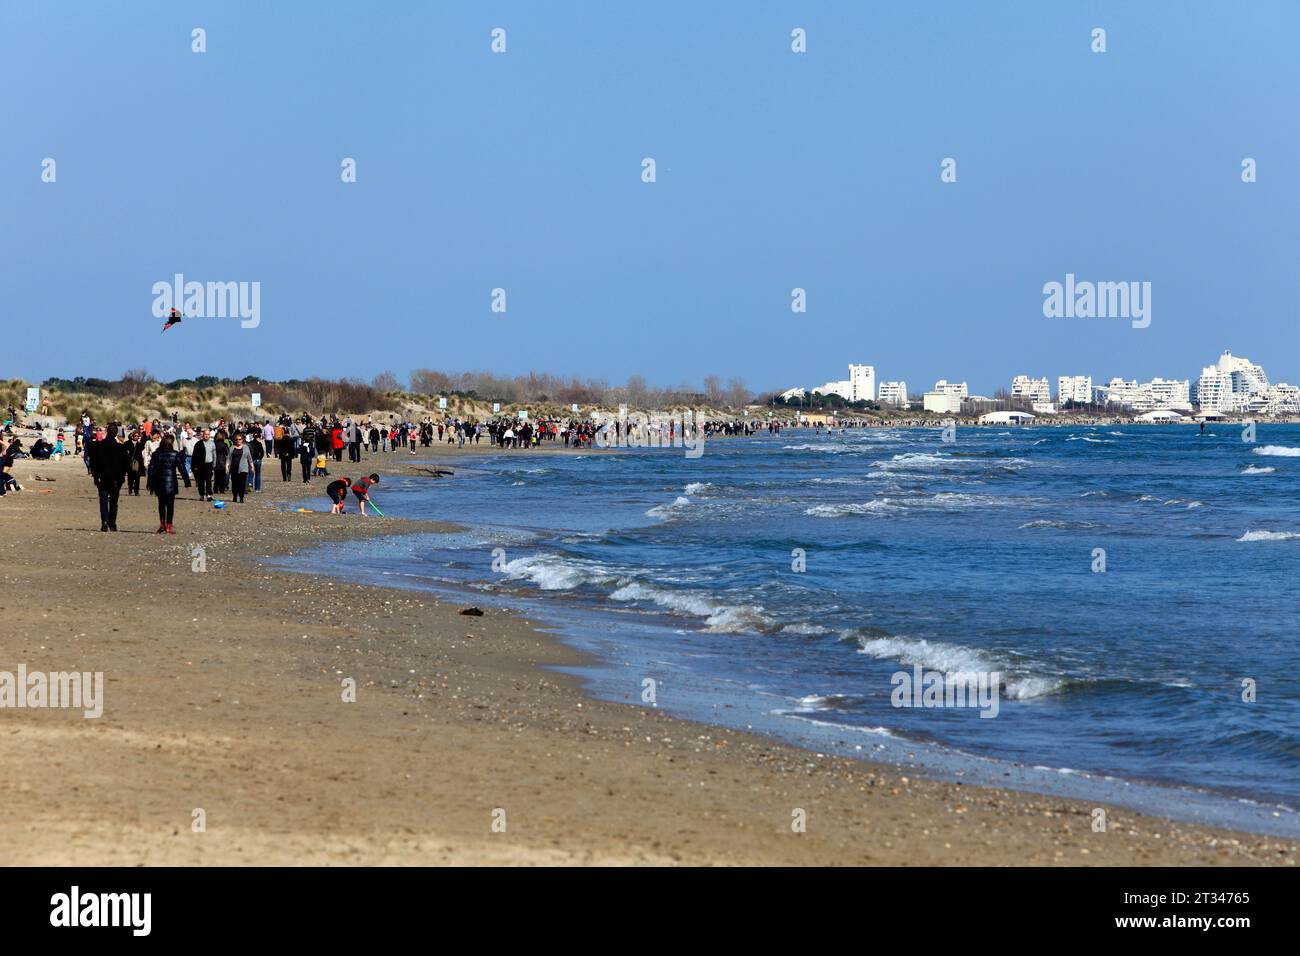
[126, 429, 146, 496]
[227, 433, 252, 503]
[276, 422, 295, 481]
[88, 422, 130, 531]
[212, 429, 230, 496]
[192, 427, 215, 500]
[147, 433, 190, 534]
[248, 431, 265, 492]
[299, 418, 319, 482]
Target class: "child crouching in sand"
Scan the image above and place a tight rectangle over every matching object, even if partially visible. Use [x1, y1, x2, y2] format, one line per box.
[326, 476, 349, 514]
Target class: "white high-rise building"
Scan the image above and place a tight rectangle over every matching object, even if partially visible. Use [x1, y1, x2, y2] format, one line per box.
[1194, 366, 1235, 412]
[877, 381, 908, 405]
[1011, 375, 1051, 403]
[811, 364, 875, 403]
[1147, 378, 1192, 410]
[1057, 375, 1093, 405]
[932, 379, 968, 397]
[848, 364, 876, 402]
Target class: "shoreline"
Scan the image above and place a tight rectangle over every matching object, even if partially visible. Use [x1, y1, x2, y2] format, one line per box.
[1, 441, 1295, 864]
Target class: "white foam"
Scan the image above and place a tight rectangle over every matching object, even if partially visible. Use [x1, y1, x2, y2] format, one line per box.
[499, 554, 615, 591]
[856, 635, 1063, 700]
[646, 495, 693, 519]
[1254, 445, 1300, 457]
[1242, 465, 1276, 475]
[608, 581, 773, 634]
[683, 482, 716, 495]
[805, 500, 900, 518]
[1237, 530, 1300, 542]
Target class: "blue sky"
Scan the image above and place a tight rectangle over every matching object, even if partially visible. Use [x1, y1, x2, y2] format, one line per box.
[4, 1, 1297, 395]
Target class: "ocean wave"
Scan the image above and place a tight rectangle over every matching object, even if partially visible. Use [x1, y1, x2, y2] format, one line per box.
[780, 622, 835, 636]
[683, 482, 716, 495]
[1242, 465, 1276, 474]
[789, 693, 864, 713]
[856, 635, 1063, 700]
[608, 581, 773, 633]
[1237, 530, 1300, 542]
[806, 500, 900, 518]
[808, 493, 1015, 518]
[646, 495, 694, 519]
[1019, 519, 1098, 530]
[498, 553, 618, 591]
[1254, 445, 1300, 457]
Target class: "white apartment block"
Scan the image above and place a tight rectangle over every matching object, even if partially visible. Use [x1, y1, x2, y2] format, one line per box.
[1011, 375, 1051, 403]
[1097, 377, 1192, 412]
[876, 381, 908, 405]
[812, 364, 875, 403]
[1057, 375, 1093, 405]
[923, 391, 962, 414]
[932, 379, 968, 397]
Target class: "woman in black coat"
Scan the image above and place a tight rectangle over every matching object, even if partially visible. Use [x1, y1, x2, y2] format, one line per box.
[147, 433, 191, 534]
[126, 430, 147, 496]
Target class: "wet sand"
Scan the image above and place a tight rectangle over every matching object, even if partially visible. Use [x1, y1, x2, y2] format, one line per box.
[0, 440, 1295, 865]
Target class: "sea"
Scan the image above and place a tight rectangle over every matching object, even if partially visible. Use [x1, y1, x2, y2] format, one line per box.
[272, 424, 1300, 837]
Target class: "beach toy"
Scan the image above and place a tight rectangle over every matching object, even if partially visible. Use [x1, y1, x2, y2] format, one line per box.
[295, 507, 312, 513]
[366, 500, 386, 517]
[213, 500, 225, 510]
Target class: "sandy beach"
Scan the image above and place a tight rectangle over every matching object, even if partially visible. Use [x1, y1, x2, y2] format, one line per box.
[0, 441, 1295, 866]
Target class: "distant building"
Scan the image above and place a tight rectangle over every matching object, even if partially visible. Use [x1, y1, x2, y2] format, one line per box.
[779, 387, 807, 401]
[932, 379, 968, 397]
[876, 381, 908, 405]
[812, 364, 875, 403]
[1011, 375, 1051, 403]
[1057, 375, 1093, 405]
[923, 391, 962, 414]
[980, 410, 1035, 424]
[1096, 377, 1192, 412]
[1194, 350, 1278, 413]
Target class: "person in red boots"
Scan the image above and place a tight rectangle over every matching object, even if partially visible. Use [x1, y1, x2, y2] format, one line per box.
[146, 433, 191, 533]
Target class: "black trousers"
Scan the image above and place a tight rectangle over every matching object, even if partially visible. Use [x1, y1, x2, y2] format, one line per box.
[97, 483, 122, 527]
[280, 455, 293, 481]
[232, 473, 247, 502]
[300, 451, 313, 481]
[157, 493, 176, 524]
[195, 464, 213, 498]
[127, 469, 141, 494]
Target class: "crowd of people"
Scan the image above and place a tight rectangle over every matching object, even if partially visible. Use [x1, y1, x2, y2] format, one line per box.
[0, 404, 810, 532]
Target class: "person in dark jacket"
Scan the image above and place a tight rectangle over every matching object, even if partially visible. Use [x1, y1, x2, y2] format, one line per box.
[88, 424, 131, 531]
[192, 427, 215, 500]
[212, 429, 230, 495]
[276, 427, 296, 482]
[299, 419, 319, 483]
[147, 433, 190, 534]
[248, 433, 265, 492]
[126, 430, 147, 496]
